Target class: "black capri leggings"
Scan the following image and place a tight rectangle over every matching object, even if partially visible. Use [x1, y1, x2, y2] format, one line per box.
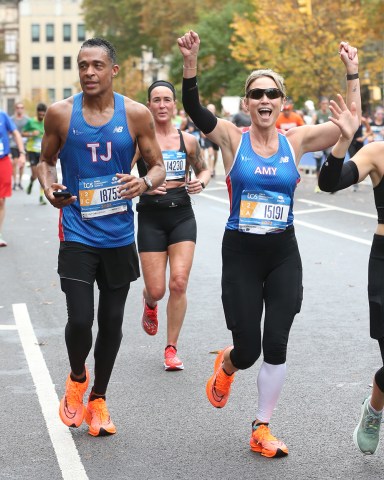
[368, 234, 384, 392]
[221, 227, 303, 369]
[61, 278, 130, 394]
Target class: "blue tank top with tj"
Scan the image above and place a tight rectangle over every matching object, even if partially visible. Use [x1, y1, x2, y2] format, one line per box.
[59, 92, 136, 248]
[226, 131, 300, 232]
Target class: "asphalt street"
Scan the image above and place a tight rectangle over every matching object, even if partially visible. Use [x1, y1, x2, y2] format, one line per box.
[1, 165, 382, 480]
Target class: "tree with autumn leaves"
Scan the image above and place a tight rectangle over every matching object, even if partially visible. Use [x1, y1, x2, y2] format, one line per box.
[230, 0, 384, 110]
[82, 0, 384, 112]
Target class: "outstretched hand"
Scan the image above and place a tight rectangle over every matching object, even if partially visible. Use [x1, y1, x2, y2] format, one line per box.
[177, 31, 200, 59]
[328, 94, 359, 140]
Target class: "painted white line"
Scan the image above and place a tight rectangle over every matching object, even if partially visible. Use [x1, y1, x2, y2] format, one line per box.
[200, 192, 229, 204]
[200, 192, 371, 245]
[12, 303, 88, 480]
[295, 219, 371, 245]
[296, 198, 376, 218]
[295, 207, 333, 215]
[0, 324, 18, 330]
[205, 186, 227, 191]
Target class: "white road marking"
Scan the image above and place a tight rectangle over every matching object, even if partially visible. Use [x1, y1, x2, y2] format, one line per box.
[294, 220, 371, 246]
[12, 303, 88, 480]
[0, 324, 17, 330]
[204, 186, 227, 191]
[200, 192, 373, 245]
[296, 198, 376, 218]
[295, 207, 333, 215]
[200, 192, 229, 205]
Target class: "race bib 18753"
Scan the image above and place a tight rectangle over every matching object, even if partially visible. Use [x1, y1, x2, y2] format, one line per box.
[78, 174, 127, 220]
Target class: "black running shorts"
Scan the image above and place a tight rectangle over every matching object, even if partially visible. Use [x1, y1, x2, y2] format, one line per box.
[58, 241, 140, 289]
[137, 204, 196, 252]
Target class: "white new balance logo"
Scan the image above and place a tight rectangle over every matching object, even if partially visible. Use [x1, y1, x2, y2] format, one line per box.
[280, 156, 289, 163]
[113, 126, 123, 133]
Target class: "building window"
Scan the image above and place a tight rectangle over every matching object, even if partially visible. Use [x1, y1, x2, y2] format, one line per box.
[63, 24, 71, 42]
[31, 88, 41, 102]
[46, 56, 54, 70]
[77, 24, 85, 42]
[5, 32, 16, 55]
[7, 98, 15, 115]
[46, 24, 54, 42]
[63, 88, 72, 99]
[32, 24, 40, 42]
[5, 65, 17, 87]
[63, 56, 71, 70]
[32, 57, 40, 70]
[48, 88, 55, 104]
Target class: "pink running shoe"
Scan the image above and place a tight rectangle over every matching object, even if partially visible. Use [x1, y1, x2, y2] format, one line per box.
[164, 345, 184, 371]
[141, 298, 158, 336]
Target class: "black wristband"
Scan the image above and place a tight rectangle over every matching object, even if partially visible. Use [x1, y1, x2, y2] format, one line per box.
[346, 73, 359, 80]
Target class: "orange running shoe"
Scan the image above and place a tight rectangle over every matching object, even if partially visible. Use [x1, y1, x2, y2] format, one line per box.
[141, 298, 158, 336]
[85, 397, 116, 436]
[59, 367, 89, 428]
[164, 345, 184, 371]
[250, 422, 288, 458]
[206, 346, 234, 408]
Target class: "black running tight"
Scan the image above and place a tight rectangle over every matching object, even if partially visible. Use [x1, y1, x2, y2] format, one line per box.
[221, 228, 303, 369]
[61, 278, 130, 394]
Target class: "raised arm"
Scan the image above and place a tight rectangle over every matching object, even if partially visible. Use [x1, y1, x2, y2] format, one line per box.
[289, 41, 361, 157]
[318, 95, 371, 192]
[339, 41, 361, 122]
[178, 31, 218, 137]
[177, 31, 240, 173]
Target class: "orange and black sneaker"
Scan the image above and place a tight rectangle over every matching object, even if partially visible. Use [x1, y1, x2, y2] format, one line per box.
[85, 397, 116, 437]
[250, 421, 288, 458]
[141, 298, 158, 336]
[164, 345, 184, 371]
[206, 346, 234, 408]
[59, 367, 89, 428]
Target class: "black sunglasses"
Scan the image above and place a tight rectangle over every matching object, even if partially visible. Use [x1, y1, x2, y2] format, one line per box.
[246, 88, 284, 100]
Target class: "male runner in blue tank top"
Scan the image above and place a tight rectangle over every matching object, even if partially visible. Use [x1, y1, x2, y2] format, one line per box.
[178, 30, 360, 457]
[37, 38, 165, 437]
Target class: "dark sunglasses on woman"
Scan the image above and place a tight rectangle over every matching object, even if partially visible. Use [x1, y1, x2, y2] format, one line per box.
[246, 88, 284, 100]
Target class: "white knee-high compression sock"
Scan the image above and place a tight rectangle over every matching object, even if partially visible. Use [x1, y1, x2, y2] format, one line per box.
[256, 361, 287, 423]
